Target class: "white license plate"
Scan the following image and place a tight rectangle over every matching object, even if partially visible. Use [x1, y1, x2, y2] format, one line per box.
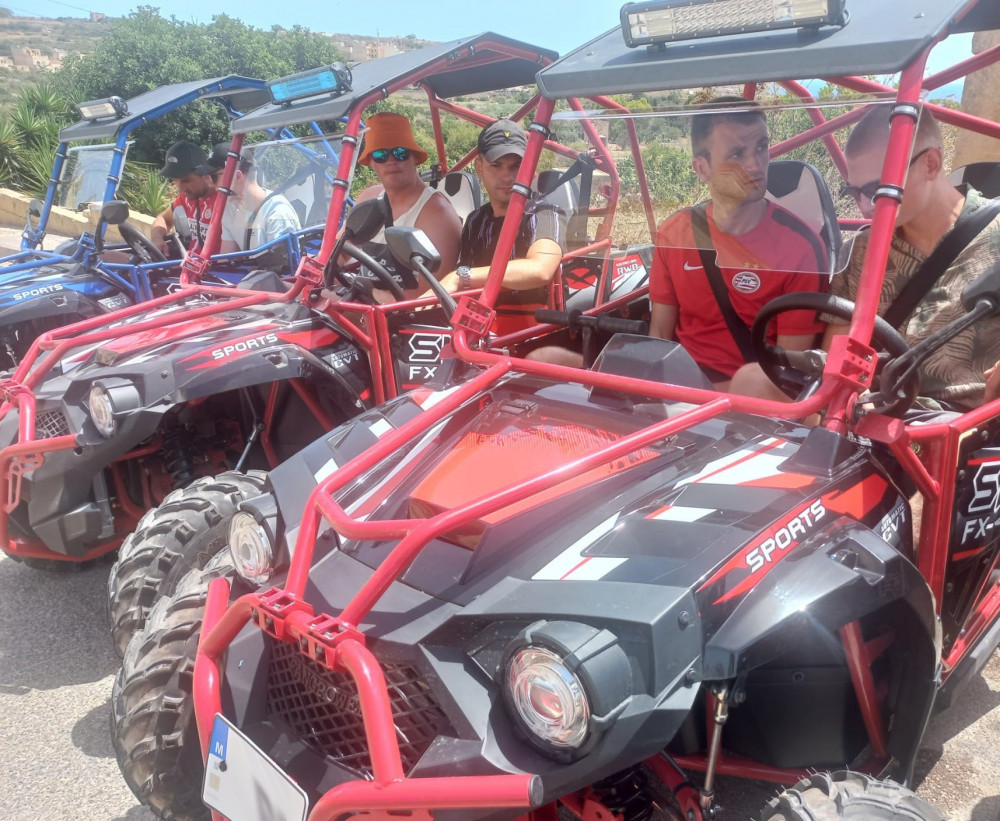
[202, 714, 308, 821]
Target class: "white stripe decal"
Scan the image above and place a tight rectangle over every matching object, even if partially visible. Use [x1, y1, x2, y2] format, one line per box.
[652, 505, 715, 522]
[314, 457, 338, 482]
[368, 418, 393, 438]
[533, 515, 621, 581]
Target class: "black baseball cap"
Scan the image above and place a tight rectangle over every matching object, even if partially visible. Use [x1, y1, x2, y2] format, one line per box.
[195, 142, 231, 175]
[478, 119, 527, 162]
[159, 141, 210, 179]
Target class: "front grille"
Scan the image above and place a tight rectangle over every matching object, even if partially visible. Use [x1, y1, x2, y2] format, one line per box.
[35, 409, 70, 439]
[266, 637, 448, 779]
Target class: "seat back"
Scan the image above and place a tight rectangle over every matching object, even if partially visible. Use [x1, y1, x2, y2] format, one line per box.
[429, 170, 482, 224]
[535, 168, 583, 248]
[948, 162, 1000, 198]
[766, 159, 841, 274]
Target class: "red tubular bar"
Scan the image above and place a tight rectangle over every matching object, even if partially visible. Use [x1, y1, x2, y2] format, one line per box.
[308, 774, 536, 821]
[944, 581, 1000, 670]
[194, 579, 536, 821]
[670, 753, 810, 786]
[777, 80, 849, 178]
[839, 620, 889, 759]
[3, 534, 119, 561]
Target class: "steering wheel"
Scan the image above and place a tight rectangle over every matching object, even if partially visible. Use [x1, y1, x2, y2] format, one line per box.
[751, 291, 919, 417]
[118, 221, 168, 264]
[325, 240, 406, 302]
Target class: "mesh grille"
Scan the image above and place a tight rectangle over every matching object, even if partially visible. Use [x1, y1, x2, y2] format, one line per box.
[266, 638, 448, 779]
[35, 409, 70, 439]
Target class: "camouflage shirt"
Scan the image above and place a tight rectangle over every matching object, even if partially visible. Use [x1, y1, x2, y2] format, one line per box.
[831, 186, 1000, 409]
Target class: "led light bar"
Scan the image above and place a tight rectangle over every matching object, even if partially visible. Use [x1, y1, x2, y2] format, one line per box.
[621, 0, 847, 47]
[267, 62, 353, 105]
[76, 96, 129, 120]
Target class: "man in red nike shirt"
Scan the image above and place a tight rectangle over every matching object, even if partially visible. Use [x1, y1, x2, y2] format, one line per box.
[650, 97, 826, 388]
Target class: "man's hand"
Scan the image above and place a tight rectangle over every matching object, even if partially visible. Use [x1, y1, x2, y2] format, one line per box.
[419, 271, 461, 301]
[985, 361, 1000, 403]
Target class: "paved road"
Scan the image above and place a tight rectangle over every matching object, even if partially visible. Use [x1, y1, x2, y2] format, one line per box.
[0, 551, 997, 820]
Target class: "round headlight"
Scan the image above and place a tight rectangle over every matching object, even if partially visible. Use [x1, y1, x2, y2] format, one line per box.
[506, 646, 590, 750]
[229, 510, 274, 585]
[88, 384, 115, 438]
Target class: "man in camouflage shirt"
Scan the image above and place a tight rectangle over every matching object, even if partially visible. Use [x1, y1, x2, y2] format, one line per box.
[828, 105, 1000, 409]
[732, 105, 1000, 408]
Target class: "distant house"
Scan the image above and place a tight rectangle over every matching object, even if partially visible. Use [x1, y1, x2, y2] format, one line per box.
[89, 11, 106, 22]
[0, 56, 12, 69]
[12, 47, 41, 69]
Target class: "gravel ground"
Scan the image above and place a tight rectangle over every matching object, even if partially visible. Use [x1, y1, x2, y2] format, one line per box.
[0, 551, 997, 821]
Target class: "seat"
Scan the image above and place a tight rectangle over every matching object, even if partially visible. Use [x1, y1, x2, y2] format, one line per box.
[429, 170, 482, 224]
[535, 168, 582, 246]
[948, 162, 1000, 198]
[766, 160, 841, 275]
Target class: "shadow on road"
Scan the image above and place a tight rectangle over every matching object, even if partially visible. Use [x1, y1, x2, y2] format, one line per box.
[0, 555, 120, 692]
[970, 796, 1000, 821]
[73, 697, 117, 758]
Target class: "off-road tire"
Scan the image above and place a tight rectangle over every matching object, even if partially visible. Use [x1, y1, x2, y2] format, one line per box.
[112, 551, 236, 821]
[107, 470, 266, 657]
[761, 771, 945, 820]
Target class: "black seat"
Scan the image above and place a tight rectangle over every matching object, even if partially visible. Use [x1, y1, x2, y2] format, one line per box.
[766, 160, 841, 275]
[948, 162, 1000, 198]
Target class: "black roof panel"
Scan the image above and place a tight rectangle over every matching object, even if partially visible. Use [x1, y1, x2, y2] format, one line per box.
[232, 33, 557, 135]
[59, 76, 269, 142]
[537, 0, 990, 99]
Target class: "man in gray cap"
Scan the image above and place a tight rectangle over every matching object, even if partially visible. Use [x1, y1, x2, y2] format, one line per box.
[436, 119, 564, 335]
[150, 140, 220, 253]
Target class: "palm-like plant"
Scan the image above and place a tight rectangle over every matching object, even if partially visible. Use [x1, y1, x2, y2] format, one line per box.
[118, 162, 172, 217]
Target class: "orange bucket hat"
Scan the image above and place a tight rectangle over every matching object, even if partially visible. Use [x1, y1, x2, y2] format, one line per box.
[358, 112, 429, 167]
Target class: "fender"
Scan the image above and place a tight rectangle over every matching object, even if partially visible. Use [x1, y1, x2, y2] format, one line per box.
[0, 280, 118, 326]
[701, 517, 939, 784]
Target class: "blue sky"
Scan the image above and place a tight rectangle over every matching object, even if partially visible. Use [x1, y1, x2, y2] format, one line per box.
[12, 0, 975, 88]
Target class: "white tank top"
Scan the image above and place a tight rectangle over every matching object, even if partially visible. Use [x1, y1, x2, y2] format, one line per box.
[373, 185, 439, 243]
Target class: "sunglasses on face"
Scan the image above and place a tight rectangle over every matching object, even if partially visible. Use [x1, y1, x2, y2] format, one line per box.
[841, 147, 932, 204]
[371, 147, 411, 164]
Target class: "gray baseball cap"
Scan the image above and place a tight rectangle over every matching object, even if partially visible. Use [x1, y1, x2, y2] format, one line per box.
[477, 119, 527, 162]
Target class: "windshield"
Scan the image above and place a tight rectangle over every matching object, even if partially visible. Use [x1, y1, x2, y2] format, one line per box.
[56, 143, 131, 210]
[237, 132, 348, 233]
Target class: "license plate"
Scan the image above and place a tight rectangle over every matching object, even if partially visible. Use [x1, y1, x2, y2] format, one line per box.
[202, 714, 308, 821]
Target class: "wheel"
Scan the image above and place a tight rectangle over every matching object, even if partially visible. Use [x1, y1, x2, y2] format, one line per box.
[107, 470, 267, 658]
[112, 550, 236, 821]
[751, 291, 919, 415]
[118, 220, 168, 263]
[761, 771, 944, 820]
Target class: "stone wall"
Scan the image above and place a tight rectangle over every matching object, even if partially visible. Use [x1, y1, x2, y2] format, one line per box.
[0, 187, 154, 244]
[954, 31, 1000, 169]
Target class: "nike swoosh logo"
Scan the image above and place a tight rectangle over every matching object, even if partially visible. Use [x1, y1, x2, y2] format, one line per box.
[683, 261, 703, 270]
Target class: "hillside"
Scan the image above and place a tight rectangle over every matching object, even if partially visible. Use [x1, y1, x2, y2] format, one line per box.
[0, 12, 107, 102]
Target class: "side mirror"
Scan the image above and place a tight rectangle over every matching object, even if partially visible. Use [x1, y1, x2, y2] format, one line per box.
[100, 200, 130, 226]
[384, 227, 441, 274]
[28, 198, 42, 219]
[961, 260, 1000, 317]
[343, 198, 385, 245]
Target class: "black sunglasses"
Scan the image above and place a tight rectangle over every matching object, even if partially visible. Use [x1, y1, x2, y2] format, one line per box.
[841, 147, 932, 203]
[371, 147, 411, 164]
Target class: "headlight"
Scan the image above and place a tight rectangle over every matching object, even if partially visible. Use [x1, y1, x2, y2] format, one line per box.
[501, 620, 632, 761]
[507, 646, 590, 750]
[87, 378, 141, 438]
[88, 384, 115, 437]
[229, 510, 274, 585]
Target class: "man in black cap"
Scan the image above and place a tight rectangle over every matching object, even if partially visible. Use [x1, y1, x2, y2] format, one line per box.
[436, 119, 564, 335]
[151, 140, 220, 253]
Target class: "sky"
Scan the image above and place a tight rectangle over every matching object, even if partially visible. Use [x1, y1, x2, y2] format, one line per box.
[10, 0, 976, 91]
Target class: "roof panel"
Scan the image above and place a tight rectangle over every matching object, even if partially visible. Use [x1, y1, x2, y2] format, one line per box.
[59, 76, 268, 143]
[537, 0, 982, 99]
[232, 33, 557, 135]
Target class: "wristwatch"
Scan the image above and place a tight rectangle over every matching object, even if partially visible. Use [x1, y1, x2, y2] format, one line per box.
[457, 265, 472, 290]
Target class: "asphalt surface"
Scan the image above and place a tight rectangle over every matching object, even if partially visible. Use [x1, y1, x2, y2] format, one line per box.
[0, 549, 997, 820]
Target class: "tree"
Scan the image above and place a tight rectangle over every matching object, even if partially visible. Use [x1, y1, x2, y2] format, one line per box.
[55, 7, 344, 165]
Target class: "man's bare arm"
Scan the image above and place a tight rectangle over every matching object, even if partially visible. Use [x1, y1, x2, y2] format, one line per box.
[649, 302, 678, 341]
